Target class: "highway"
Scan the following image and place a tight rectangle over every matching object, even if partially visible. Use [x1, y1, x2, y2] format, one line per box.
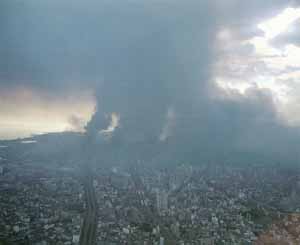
[79, 173, 98, 245]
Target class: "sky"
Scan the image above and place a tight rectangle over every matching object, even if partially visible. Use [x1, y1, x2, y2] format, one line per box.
[216, 5, 300, 125]
[1, 0, 300, 163]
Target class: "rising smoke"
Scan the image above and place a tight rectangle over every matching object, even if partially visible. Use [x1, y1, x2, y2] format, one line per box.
[1, 0, 300, 165]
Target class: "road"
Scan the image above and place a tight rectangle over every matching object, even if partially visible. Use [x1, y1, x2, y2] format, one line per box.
[79, 173, 98, 245]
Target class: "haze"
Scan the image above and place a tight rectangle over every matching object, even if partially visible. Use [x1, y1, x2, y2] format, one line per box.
[1, 1, 300, 244]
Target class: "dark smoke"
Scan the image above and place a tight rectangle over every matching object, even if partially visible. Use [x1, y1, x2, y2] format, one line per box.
[1, 0, 300, 165]
[83, 1, 300, 165]
[85, 1, 216, 142]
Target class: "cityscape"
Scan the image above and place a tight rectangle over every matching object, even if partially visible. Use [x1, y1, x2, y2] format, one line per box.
[1, 136, 300, 244]
[1, 0, 300, 244]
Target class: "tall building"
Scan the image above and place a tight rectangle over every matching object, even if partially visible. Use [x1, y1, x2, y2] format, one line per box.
[156, 189, 168, 214]
[160, 237, 165, 245]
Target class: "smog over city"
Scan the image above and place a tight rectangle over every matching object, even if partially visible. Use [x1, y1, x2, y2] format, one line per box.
[1, 1, 300, 244]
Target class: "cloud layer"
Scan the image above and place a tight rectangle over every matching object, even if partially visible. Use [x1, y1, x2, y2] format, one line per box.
[1, 0, 300, 164]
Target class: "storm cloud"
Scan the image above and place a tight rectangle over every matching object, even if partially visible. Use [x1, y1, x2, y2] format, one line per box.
[1, 0, 300, 164]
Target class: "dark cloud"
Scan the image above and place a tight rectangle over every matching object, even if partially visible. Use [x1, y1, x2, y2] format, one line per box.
[0, 0, 293, 88]
[1, 0, 300, 164]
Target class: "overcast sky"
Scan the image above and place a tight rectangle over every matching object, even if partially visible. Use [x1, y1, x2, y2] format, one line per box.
[1, 0, 300, 163]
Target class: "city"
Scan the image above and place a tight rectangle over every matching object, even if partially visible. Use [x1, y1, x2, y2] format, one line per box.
[1, 138, 300, 244]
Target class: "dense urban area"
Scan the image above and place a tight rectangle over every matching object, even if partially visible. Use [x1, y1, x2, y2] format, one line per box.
[1, 136, 300, 245]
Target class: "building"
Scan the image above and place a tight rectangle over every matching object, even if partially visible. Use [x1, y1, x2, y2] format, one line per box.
[156, 189, 168, 215]
[160, 237, 165, 245]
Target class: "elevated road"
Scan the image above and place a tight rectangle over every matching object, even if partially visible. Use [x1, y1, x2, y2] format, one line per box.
[79, 172, 98, 245]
